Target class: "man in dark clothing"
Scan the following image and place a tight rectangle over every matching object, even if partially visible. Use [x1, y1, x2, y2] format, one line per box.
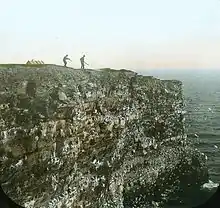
[63, 55, 71, 67]
[80, 55, 88, 69]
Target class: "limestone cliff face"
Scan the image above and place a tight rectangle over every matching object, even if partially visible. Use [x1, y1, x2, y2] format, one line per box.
[0, 65, 208, 207]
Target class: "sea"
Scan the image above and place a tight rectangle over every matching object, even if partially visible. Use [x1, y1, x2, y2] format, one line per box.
[141, 69, 220, 207]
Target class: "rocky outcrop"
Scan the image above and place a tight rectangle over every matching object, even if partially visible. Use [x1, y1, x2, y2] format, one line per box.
[0, 65, 208, 207]
[26, 60, 45, 65]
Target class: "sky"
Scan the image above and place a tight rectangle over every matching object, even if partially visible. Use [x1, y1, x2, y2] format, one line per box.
[1, 0, 220, 70]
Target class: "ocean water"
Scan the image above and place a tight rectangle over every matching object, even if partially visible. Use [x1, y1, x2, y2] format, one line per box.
[141, 69, 220, 206]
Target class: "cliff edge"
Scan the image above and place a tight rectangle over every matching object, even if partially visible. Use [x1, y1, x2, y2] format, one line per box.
[0, 65, 208, 207]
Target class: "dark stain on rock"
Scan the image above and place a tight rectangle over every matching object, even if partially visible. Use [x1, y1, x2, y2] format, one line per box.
[26, 80, 36, 98]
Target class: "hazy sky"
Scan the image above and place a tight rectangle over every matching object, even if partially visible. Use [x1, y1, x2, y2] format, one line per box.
[1, 0, 220, 69]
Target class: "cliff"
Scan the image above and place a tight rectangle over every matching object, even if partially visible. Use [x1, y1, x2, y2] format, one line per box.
[0, 65, 208, 207]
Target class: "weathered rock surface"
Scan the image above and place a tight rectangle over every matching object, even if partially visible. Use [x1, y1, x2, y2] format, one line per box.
[0, 65, 208, 207]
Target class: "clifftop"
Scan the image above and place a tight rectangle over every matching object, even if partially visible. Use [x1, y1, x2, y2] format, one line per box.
[0, 65, 208, 207]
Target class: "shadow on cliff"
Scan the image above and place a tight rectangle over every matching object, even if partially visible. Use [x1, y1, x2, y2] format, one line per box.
[162, 184, 220, 208]
[192, 185, 220, 208]
[0, 184, 220, 208]
[0, 186, 24, 208]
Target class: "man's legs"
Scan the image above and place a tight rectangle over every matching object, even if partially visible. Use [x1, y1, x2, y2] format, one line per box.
[64, 60, 67, 67]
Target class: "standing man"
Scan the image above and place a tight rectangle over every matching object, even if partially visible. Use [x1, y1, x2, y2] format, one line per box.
[63, 55, 71, 67]
[80, 55, 88, 69]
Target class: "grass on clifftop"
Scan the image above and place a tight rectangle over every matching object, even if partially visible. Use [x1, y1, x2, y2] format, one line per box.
[0, 64, 137, 75]
[0, 64, 47, 68]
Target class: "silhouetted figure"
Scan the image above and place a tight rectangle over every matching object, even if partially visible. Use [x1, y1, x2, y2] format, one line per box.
[63, 55, 71, 67]
[0, 186, 24, 207]
[80, 55, 88, 69]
